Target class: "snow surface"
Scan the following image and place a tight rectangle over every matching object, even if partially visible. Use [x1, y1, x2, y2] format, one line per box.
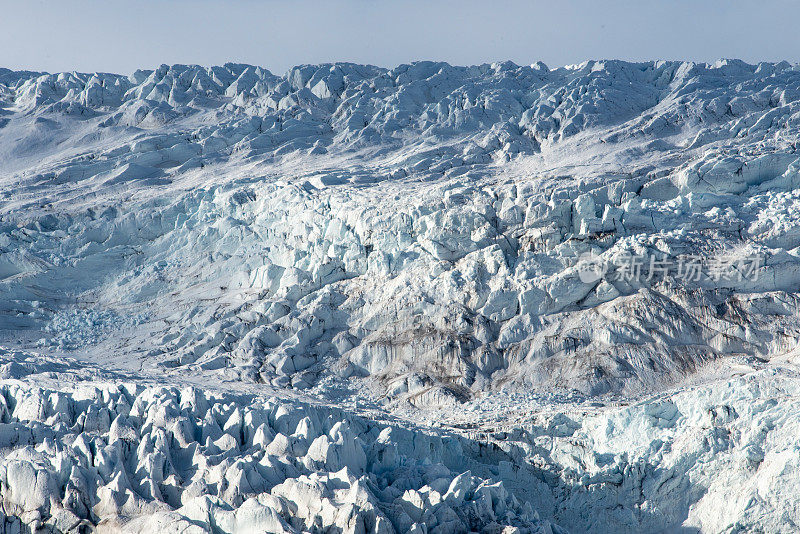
[2, 59, 800, 532]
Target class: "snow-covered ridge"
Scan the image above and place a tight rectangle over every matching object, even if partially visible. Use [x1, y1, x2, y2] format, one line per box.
[2, 59, 798, 157]
[2, 59, 800, 404]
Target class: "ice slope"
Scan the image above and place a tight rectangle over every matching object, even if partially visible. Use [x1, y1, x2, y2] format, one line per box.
[450, 364, 800, 533]
[2, 60, 800, 402]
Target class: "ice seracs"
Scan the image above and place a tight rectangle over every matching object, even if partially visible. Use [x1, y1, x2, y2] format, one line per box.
[2, 350, 800, 532]
[0, 357, 561, 533]
[3, 60, 800, 401]
[1, 59, 800, 532]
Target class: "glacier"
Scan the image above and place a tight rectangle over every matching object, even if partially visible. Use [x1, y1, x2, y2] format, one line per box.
[1, 59, 800, 532]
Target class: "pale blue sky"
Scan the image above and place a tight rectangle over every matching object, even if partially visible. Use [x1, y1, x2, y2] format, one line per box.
[2, 0, 799, 75]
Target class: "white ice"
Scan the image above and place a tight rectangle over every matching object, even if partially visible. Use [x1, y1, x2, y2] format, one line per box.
[1, 59, 800, 532]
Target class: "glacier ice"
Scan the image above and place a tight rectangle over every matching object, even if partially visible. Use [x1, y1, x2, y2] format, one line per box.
[0, 356, 558, 533]
[1, 59, 800, 532]
[2, 350, 800, 532]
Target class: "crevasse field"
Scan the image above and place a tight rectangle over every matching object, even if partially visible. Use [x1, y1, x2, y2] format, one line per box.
[1, 59, 800, 533]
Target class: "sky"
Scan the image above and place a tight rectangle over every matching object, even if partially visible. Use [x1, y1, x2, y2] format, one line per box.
[1, 0, 799, 75]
